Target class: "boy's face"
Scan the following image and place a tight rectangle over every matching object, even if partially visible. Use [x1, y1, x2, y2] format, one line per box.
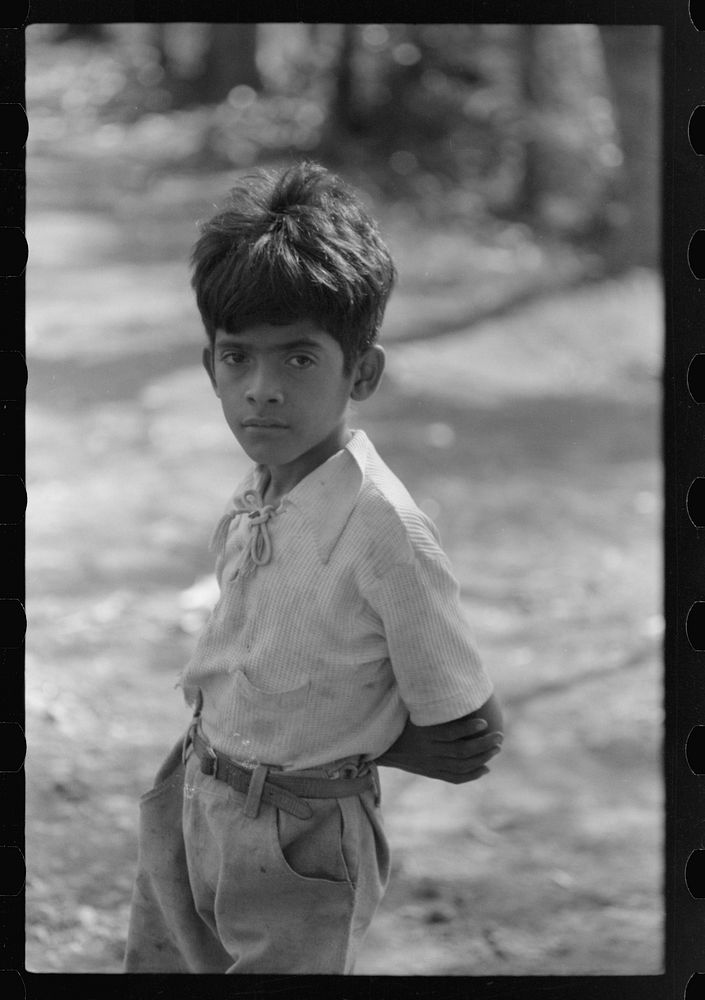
[204, 320, 383, 489]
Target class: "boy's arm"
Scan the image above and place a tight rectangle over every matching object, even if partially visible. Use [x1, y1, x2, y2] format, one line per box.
[375, 693, 504, 784]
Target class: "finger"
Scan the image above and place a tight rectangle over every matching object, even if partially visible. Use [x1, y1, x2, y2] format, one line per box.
[434, 747, 502, 769]
[422, 748, 501, 770]
[437, 736, 503, 759]
[433, 725, 504, 747]
[438, 765, 490, 785]
[430, 717, 489, 741]
[464, 731, 503, 748]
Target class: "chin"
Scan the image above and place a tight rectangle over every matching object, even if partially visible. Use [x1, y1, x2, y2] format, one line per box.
[237, 441, 293, 466]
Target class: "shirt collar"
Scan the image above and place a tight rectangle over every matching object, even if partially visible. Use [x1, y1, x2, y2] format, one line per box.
[271, 429, 370, 564]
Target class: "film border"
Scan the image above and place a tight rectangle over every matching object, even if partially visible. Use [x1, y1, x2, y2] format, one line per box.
[3, 1, 700, 997]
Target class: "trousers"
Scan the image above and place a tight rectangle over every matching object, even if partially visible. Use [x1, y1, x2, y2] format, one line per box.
[123, 735, 391, 973]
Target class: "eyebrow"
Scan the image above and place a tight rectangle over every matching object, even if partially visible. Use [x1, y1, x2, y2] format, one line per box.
[215, 336, 322, 354]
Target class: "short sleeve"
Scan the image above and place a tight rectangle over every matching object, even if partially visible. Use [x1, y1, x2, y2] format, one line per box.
[365, 549, 493, 726]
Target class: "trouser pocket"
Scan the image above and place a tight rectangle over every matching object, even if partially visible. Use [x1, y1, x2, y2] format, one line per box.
[139, 734, 186, 802]
[124, 740, 230, 973]
[273, 796, 353, 885]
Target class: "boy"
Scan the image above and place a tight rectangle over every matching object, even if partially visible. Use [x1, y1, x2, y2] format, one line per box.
[124, 161, 503, 975]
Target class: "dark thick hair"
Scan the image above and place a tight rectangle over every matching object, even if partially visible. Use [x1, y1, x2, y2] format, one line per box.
[190, 161, 396, 370]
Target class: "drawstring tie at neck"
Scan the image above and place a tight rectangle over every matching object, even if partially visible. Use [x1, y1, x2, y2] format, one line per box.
[210, 488, 277, 577]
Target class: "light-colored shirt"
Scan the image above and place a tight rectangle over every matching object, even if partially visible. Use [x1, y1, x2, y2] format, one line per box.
[179, 429, 493, 770]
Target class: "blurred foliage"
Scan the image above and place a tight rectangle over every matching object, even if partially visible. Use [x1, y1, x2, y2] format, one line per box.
[26, 22, 660, 267]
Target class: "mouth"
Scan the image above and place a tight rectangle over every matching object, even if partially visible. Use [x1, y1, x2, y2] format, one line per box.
[241, 419, 289, 430]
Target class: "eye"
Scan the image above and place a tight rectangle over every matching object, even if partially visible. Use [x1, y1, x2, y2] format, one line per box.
[287, 354, 315, 369]
[221, 350, 248, 366]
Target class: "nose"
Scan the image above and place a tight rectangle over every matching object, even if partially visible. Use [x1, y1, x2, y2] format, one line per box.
[245, 363, 284, 406]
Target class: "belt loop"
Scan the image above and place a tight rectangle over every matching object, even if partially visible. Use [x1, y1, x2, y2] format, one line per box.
[193, 688, 204, 718]
[370, 763, 381, 807]
[182, 688, 204, 765]
[203, 743, 218, 780]
[243, 763, 269, 819]
[181, 726, 191, 766]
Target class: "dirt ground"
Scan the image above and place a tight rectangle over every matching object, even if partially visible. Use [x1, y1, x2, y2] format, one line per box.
[24, 150, 663, 973]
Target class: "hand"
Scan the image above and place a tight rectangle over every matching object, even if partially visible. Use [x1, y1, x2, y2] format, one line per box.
[376, 714, 503, 784]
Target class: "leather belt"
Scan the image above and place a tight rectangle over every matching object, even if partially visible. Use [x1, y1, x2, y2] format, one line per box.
[187, 725, 376, 821]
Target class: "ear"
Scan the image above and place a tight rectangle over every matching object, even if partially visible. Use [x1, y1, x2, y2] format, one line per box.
[202, 346, 220, 397]
[350, 345, 385, 401]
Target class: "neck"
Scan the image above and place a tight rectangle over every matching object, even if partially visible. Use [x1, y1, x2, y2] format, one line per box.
[261, 426, 353, 506]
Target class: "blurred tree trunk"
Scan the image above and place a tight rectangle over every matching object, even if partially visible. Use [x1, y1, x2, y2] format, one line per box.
[514, 25, 544, 222]
[54, 25, 107, 42]
[513, 26, 615, 237]
[330, 25, 364, 133]
[197, 23, 260, 102]
[155, 23, 261, 108]
[318, 25, 368, 163]
[598, 26, 661, 270]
